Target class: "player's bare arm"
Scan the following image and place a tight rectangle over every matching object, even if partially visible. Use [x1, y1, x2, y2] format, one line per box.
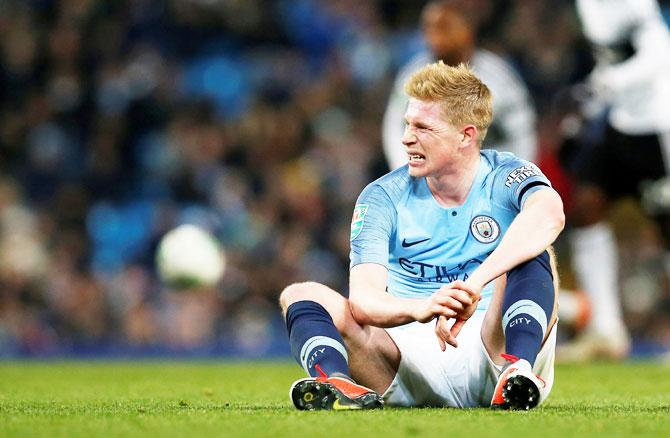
[348, 263, 475, 328]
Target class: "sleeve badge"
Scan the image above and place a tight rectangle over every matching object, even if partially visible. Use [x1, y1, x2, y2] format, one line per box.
[350, 204, 369, 241]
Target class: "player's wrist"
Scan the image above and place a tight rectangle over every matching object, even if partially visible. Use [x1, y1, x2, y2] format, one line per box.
[465, 277, 485, 294]
[409, 304, 424, 322]
[407, 297, 431, 322]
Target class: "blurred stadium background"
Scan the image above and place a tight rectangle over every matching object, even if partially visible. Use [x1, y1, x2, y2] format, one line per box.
[1, 0, 669, 359]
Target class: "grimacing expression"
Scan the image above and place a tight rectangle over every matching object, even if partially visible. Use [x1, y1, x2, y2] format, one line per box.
[402, 98, 463, 178]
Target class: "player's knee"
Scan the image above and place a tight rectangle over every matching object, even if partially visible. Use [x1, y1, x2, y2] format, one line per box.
[279, 281, 330, 313]
[279, 282, 314, 311]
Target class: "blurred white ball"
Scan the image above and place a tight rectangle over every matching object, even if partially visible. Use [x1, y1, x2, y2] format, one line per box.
[156, 224, 226, 289]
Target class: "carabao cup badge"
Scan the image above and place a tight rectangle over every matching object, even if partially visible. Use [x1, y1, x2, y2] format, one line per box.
[350, 204, 369, 240]
[470, 215, 500, 243]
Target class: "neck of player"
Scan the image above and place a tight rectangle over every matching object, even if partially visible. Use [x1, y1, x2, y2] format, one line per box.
[426, 153, 480, 208]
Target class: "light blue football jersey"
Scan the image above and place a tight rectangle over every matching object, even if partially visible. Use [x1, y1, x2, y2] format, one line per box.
[349, 149, 553, 311]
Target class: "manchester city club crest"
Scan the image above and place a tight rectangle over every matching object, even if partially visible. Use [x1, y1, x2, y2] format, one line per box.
[470, 215, 500, 243]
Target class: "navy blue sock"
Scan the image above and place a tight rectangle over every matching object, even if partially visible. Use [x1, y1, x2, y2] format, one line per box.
[285, 300, 350, 378]
[502, 251, 555, 366]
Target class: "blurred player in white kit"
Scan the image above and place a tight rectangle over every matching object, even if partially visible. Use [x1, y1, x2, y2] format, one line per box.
[562, 0, 670, 360]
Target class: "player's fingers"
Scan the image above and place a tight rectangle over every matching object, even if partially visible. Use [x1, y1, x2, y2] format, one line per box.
[449, 280, 480, 299]
[444, 329, 458, 348]
[435, 316, 450, 351]
[437, 336, 446, 352]
[432, 304, 457, 319]
[436, 315, 458, 348]
[450, 319, 466, 338]
[447, 297, 465, 311]
[450, 289, 474, 306]
[434, 287, 472, 305]
[432, 294, 465, 311]
[447, 279, 468, 290]
[435, 323, 447, 352]
[432, 287, 452, 299]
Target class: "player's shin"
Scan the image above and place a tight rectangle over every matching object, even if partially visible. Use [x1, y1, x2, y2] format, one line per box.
[285, 301, 350, 378]
[502, 251, 555, 366]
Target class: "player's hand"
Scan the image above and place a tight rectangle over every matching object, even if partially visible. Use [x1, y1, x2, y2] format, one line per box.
[435, 315, 456, 351]
[411, 294, 457, 323]
[450, 280, 480, 323]
[434, 281, 480, 351]
[411, 285, 475, 323]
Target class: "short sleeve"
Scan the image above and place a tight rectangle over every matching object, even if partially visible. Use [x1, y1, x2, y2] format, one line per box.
[349, 183, 396, 268]
[492, 158, 553, 211]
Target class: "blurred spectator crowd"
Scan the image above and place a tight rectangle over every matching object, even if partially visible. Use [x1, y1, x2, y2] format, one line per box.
[0, 0, 669, 357]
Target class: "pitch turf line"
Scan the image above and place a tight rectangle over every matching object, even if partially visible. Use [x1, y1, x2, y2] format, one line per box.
[0, 361, 669, 437]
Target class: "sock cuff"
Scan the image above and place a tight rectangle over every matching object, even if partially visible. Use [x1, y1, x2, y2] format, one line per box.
[300, 336, 349, 373]
[503, 299, 548, 338]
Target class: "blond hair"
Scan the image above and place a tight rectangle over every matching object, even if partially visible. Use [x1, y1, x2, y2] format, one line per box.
[405, 61, 493, 143]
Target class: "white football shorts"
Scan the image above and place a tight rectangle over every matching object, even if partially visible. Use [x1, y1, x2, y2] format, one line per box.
[382, 310, 556, 408]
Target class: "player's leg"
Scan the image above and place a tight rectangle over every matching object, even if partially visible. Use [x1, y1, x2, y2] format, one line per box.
[481, 248, 559, 410]
[566, 185, 630, 360]
[564, 124, 632, 361]
[570, 128, 670, 360]
[279, 281, 400, 410]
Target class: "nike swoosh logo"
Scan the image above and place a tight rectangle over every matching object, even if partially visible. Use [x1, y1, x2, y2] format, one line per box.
[401, 238, 430, 248]
[332, 398, 359, 410]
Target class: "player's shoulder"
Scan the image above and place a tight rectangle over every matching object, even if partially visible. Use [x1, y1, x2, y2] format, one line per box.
[481, 149, 548, 191]
[482, 149, 522, 167]
[359, 166, 413, 203]
[481, 149, 539, 176]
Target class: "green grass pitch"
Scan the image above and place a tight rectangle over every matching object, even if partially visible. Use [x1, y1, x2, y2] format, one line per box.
[1, 361, 669, 437]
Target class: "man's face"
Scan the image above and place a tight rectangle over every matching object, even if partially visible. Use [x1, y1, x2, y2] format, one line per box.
[422, 5, 473, 65]
[402, 98, 462, 178]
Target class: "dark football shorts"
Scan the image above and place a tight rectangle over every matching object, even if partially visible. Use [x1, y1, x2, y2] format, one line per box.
[574, 123, 667, 199]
